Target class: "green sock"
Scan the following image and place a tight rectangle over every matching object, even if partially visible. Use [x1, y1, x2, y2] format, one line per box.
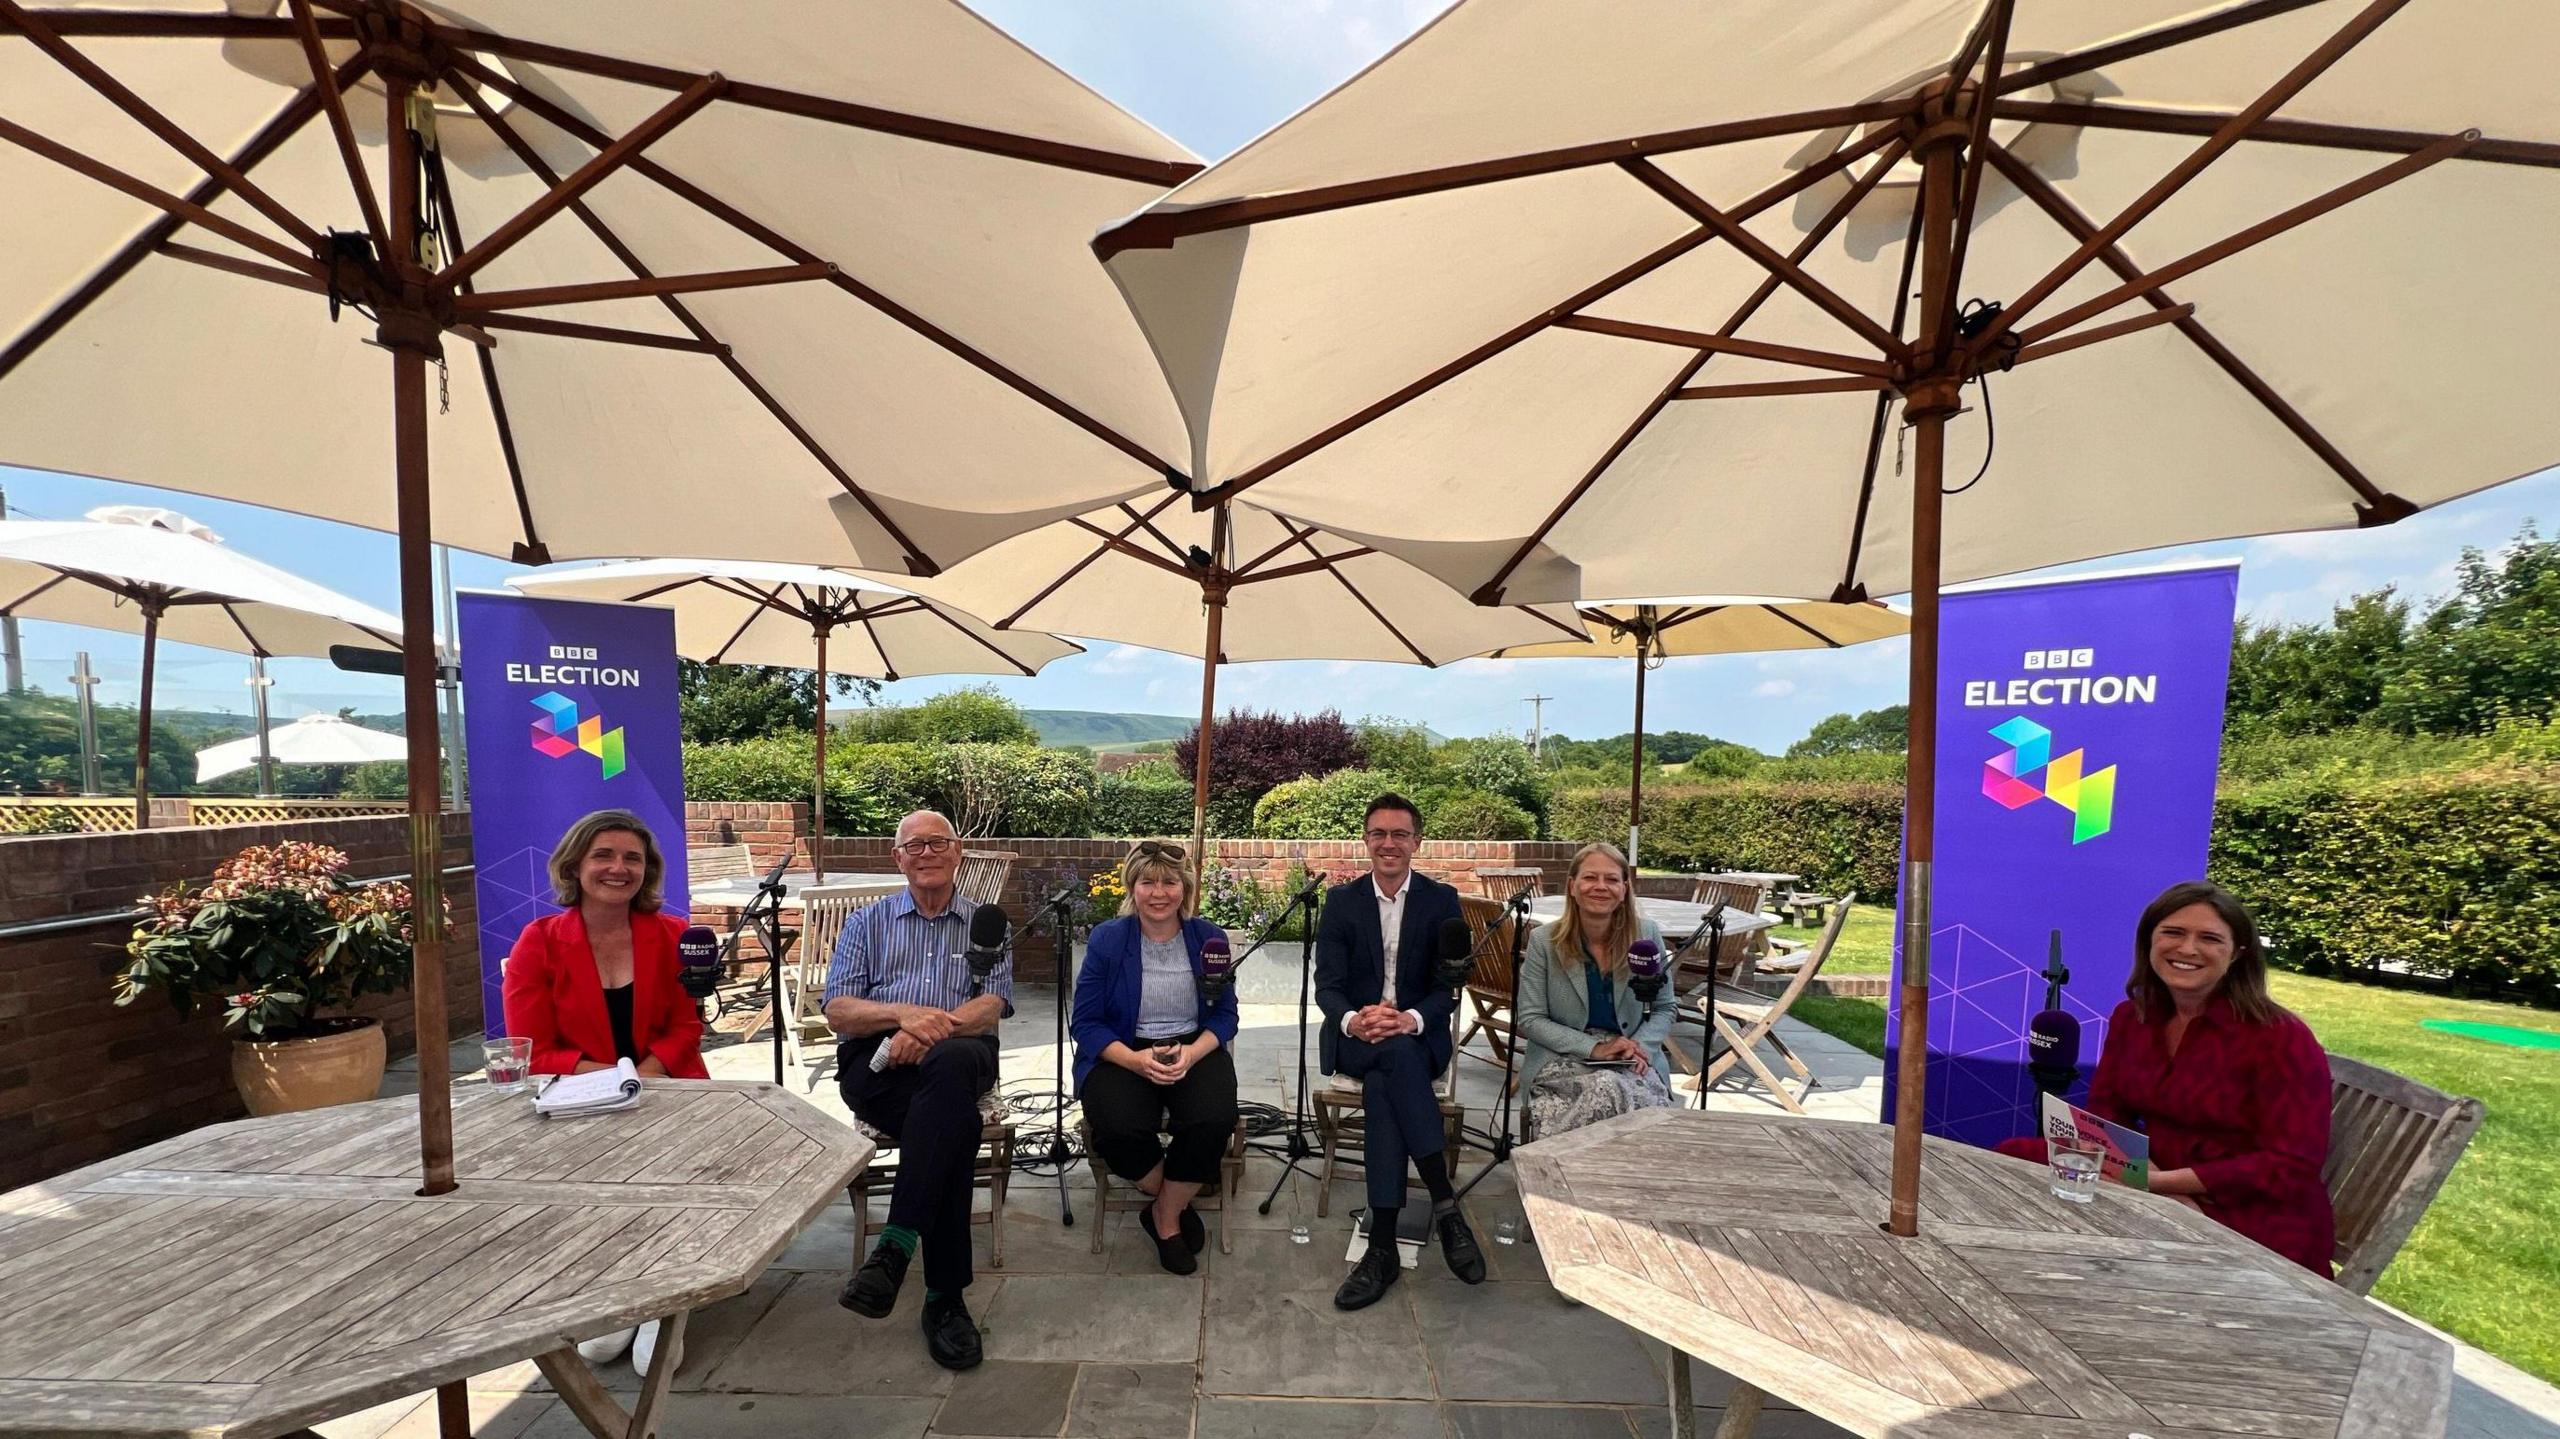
[880, 1225, 919, 1257]
[925, 1288, 948, 1303]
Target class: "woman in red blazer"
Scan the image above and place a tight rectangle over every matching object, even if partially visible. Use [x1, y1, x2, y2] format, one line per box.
[503, 809, 708, 1081]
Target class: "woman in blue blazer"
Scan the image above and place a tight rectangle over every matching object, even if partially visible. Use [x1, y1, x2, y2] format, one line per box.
[1072, 841, 1241, 1275]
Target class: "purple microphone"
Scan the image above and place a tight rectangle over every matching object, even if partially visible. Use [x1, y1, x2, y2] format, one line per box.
[676, 924, 722, 1001]
[1198, 933, 1235, 1006]
[2027, 929, 2081, 1097]
[1626, 938, 1667, 1003]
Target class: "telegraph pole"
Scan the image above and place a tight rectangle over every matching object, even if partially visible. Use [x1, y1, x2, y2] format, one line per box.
[0, 482, 22, 694]
[1523, 693, 1552, 761]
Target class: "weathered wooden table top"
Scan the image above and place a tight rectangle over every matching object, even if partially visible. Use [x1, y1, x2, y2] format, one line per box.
[1516, 1108, 2450, 1439]
[0, 1080, 870, 1439]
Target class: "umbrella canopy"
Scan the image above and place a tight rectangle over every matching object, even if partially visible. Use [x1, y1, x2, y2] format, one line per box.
[196, 710, 412, 783]
[1092, 0, 2560, 1235]
[0, 504, 406, 822]
[890, 491, 1592, 857]
[1491, 596, 1908, 862]
[509, 558, 1080, 877]
[2, 0, 1198, 1192]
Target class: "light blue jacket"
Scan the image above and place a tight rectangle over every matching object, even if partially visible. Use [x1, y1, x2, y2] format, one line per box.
[1513, 919, 1676, 1083]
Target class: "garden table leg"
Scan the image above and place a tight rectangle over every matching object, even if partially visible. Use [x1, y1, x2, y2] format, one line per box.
[1714, 1380, 1765, 1438]
[532, 1311, 691, 1439]
[1666, 1345, 1696, 1439]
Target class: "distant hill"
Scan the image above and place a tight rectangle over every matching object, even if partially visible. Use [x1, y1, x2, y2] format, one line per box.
[157, 708, 407, 742]
[1025, 710, 1194, 750]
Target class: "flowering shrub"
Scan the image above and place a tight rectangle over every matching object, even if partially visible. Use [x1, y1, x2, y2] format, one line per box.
[114, 842, 435, 1038]
[1083, 868, 1128, 927]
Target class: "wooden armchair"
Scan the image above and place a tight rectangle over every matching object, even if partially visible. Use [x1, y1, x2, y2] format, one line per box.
[956, 849, 1018, 907]
[1454, 894, 1524, 1068]
[2324, 1055, 2483, 1295]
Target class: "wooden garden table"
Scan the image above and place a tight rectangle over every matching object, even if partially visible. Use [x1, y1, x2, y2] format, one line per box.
[0, 1080, 870, 1439]
[1516, 1107, 2450, 1439]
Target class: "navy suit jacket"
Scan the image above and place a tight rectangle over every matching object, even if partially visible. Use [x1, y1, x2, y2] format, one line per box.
[1314, 870, 1463, 1076]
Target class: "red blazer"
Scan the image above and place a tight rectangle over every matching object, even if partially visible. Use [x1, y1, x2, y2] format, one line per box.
[503, 908, 709, 1079]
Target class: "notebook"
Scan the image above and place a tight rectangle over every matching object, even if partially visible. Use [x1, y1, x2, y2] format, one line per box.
[533, 1058, 644, 1117]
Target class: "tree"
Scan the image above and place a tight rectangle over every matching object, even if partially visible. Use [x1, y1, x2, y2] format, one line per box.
[2377, 527, 2560, 735]
[837, 683, 1038, 745]
[677, 660, 878, 745]
[1175, 708, 1365, 834]
[1785, 705, 1908, 758]
[2225, 591, 2411, 737]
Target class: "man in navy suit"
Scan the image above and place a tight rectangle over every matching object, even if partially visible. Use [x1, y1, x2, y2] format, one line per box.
[1316, 792, 1487, 1310]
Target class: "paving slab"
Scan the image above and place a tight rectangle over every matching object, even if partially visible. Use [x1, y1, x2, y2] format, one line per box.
[980, 1274, 1203, 1364]
[1200, 1280, 1434, 1400]
[1447, 1402, 1647, 1439]
[522, 1393, 938, 1439]
[931, 1360, 1079, 1436]
[1409, 1279, 1663, 1405]
[1195, 1396, 1449, 1439]
[701, 1271, 970, 1398]
[1066, 1362, 1200, 1437]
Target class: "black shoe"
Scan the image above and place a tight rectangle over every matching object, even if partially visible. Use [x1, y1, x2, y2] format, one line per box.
[1438, 1209, 1487, 1285]
[922, 1292, 984, 1371]
[840, 1242, 910, 1318]
[1144, 1208, 1198, 1275]
[1177, 1204, 1206, 1255]
[1333, 1246, 1402, 1311]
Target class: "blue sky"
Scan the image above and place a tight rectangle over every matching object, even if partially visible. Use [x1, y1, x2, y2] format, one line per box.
[5, 0, 2554, 754]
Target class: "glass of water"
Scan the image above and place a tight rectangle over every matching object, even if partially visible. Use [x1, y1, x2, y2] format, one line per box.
[1289, 1222, 1312, 1246]
[2047, 1135, 2104, 1204]
[1493, 1218, 1520, 1246]
[484, 1036, 533, 1093]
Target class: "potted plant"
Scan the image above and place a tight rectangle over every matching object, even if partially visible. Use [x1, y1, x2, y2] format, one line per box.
[114, 841, 428, 1115]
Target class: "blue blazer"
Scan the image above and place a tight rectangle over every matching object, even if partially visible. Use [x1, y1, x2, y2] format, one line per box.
[1314, 871, 1464, 1077]
[1071, 915, 1240, 1091]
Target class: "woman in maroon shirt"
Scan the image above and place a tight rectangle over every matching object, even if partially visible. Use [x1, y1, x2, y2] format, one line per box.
[2007, 881, 2335, 1275]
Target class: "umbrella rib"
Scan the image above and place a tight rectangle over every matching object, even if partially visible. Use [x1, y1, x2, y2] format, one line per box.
[0, 0, 321, 249]
[1230, 548, 1374, 586]
[283, 0, 387, 255]
[13, 10, 357, 39]
[1233, 520, 1320, 578]
[1833, 195, 1927, 606]
[1097, 99, 1910, 259]
[912, 597, 1046, 679]
[1672, 376, 1891, 401]
[619, 576, 709, 604]
[1966, 0, 2418, 355]
[443, 49, 1182, 481]
[1290, 534, 1431, 667]
[851, 606, 896, 680]
[1992, 99, 2559, 170]
[445, 78, 935, 574]
[1760, 605, 1847, 650]
[1996, 0, 2352, 100]
[1984, 142, 2408, 522]
[467, 311, 726, 355]
[1069, 518, 1196, 579]
[1516, 605, 1589, 644]
[153, 241, 327, 295]
[0, 117, 325, 277]
[412, 18, 1197, 186]
[216, 601, 274, 659]
[997, 496, 1184, 629]
[1615, 159, 1903, 357]
[453, 264, 834, 312]
[2007, 304, 2196, 366]
[704, 597, 767, 666]
[1935, 0, 2014, 361]
[2008, 131, 2477, 350]
[427, 167, 547, 565]
[439, 74, 729, 289]
[0, 571, 75, 614]
[1203, 123, 1903, 507]
[1115, 500, 1191, 565]
[0, 59, 348, 382]
[1474, 136, 1907, 603]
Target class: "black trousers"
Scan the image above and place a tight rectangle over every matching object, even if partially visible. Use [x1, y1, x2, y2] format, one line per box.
[1335, 1031, 1448, 1211]
[839, 1033, 997, 1294]
[1078, 1043, 1239, 1186]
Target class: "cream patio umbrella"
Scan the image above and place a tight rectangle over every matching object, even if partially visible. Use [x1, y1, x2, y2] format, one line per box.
[1092, 0, 2560, 1233]
[1, 0, 1196, 1191]
[886, 491, 1593, 864]
[0, 505, 405, 826]
[509, 558, 1081, 879]
[194, 709, 411, 783]
[1489, 597, 1908, 863]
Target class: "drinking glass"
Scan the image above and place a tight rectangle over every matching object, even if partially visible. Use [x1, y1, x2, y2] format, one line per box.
[1151, 1039, 1183, 1069]
[484, 1036, 532, 1093]
[2047, 1136, 2104, 1204]
[1493, 1218, 1520, 1246]
[1289, 1222, 1312, 1246]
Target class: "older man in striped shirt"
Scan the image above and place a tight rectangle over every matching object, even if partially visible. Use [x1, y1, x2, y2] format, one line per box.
[825, 809, 1011, 1371]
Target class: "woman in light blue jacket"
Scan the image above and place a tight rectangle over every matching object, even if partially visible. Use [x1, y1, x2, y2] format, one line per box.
[1514, 841, 1678, 1137]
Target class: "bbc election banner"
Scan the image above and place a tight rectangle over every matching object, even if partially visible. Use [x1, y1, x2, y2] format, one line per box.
[1884, 561, 2239, 1148]
[459, 592, 688, 1035]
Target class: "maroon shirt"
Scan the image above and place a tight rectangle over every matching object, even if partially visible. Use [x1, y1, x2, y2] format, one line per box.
[2089, 992, 2336, 1275]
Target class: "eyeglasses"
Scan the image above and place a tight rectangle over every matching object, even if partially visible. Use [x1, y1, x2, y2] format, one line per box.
[893, 836, 956, 857]
[1364, 828, 1417, 844]
[1130, 840, 1187, 861]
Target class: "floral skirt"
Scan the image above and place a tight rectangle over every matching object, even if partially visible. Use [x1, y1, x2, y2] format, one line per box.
[1527, 1053, 1675, 1140]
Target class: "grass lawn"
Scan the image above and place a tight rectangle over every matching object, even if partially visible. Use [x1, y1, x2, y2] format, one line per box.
[1785, 960, 2560, 1384]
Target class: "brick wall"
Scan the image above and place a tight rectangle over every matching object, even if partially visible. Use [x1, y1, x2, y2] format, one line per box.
[0, 814, 478, 1190]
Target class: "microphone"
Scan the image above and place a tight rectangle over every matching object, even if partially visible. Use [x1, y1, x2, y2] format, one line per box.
[2026, 928, 2080, 1097]
[1626, 937, 1666, 1003]
[873, 903, 1012, 1074]
[1197, 933, 1235, 1006]
[1432, 915, 1476, 990]
[676, 925, 722, 1001]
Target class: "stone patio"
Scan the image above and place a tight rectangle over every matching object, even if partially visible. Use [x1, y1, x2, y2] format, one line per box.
[351, 965, 2556, 1439]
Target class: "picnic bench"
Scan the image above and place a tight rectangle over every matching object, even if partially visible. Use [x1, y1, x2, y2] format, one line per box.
[0, 1080, 869, 1439]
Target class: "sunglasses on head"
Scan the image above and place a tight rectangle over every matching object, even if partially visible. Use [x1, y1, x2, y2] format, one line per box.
[1131, 840, 1187, 861]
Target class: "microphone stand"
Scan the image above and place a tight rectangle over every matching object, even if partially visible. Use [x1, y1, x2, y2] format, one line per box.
[1679, 907, 1726, 1109]
[732, 861, 793, 1086]
[1024, 885, 1081, 1225]
[1455, 884, 1536, 1200]
[1240, 879, 1331, 1214]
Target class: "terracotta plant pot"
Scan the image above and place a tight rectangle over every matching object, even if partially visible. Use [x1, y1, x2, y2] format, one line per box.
[229, 1016, 388, 1117]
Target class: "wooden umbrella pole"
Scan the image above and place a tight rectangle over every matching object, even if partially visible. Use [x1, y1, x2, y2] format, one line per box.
[132, 603, 159, 830]
[1887, 113, 1968, 1241]
[382, 58, 456, 1198]
[1188, 586, 1225, 884]
[811, 626, 828, 882]
[1628, 635, 1648, 865]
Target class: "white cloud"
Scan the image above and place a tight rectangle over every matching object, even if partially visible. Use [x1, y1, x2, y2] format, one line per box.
[1088, 645, 1159, 675]
[1751, 679, 1797, 699]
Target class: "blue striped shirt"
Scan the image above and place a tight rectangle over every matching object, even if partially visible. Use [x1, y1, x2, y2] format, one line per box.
[824, 888, 1015, 1014]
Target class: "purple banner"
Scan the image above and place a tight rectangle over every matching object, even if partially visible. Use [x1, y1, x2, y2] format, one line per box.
[459, 592, 688, 1036]
[1885, 562, 2238, 1147]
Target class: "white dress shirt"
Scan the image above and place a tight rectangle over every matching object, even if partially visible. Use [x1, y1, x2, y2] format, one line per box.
[1344, 872, 1426, 1039]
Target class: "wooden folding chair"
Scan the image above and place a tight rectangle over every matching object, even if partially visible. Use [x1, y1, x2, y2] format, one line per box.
[1453, 894, 1522, 1068]
[847, 1094, 1017, 1270]
[1676, 894, 1854, 1114]
[1077, 1115, 1249, 1256]
[685, 842, 755, 887]
[1313, 1005, 1468, 1218]
[2324, 1055, 2483, 1295]
[956, 849, 1018, 906]
[1677, 876, 1772, 983]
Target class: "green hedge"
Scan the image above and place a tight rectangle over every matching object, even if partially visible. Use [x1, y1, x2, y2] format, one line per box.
[2212, 768, 2560, 998]
[1094, 761, 1195, 838]
[1551, 782, 1904, 901]
[683, 737, 1095, 838]
[1253, 768, 1534, 840]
